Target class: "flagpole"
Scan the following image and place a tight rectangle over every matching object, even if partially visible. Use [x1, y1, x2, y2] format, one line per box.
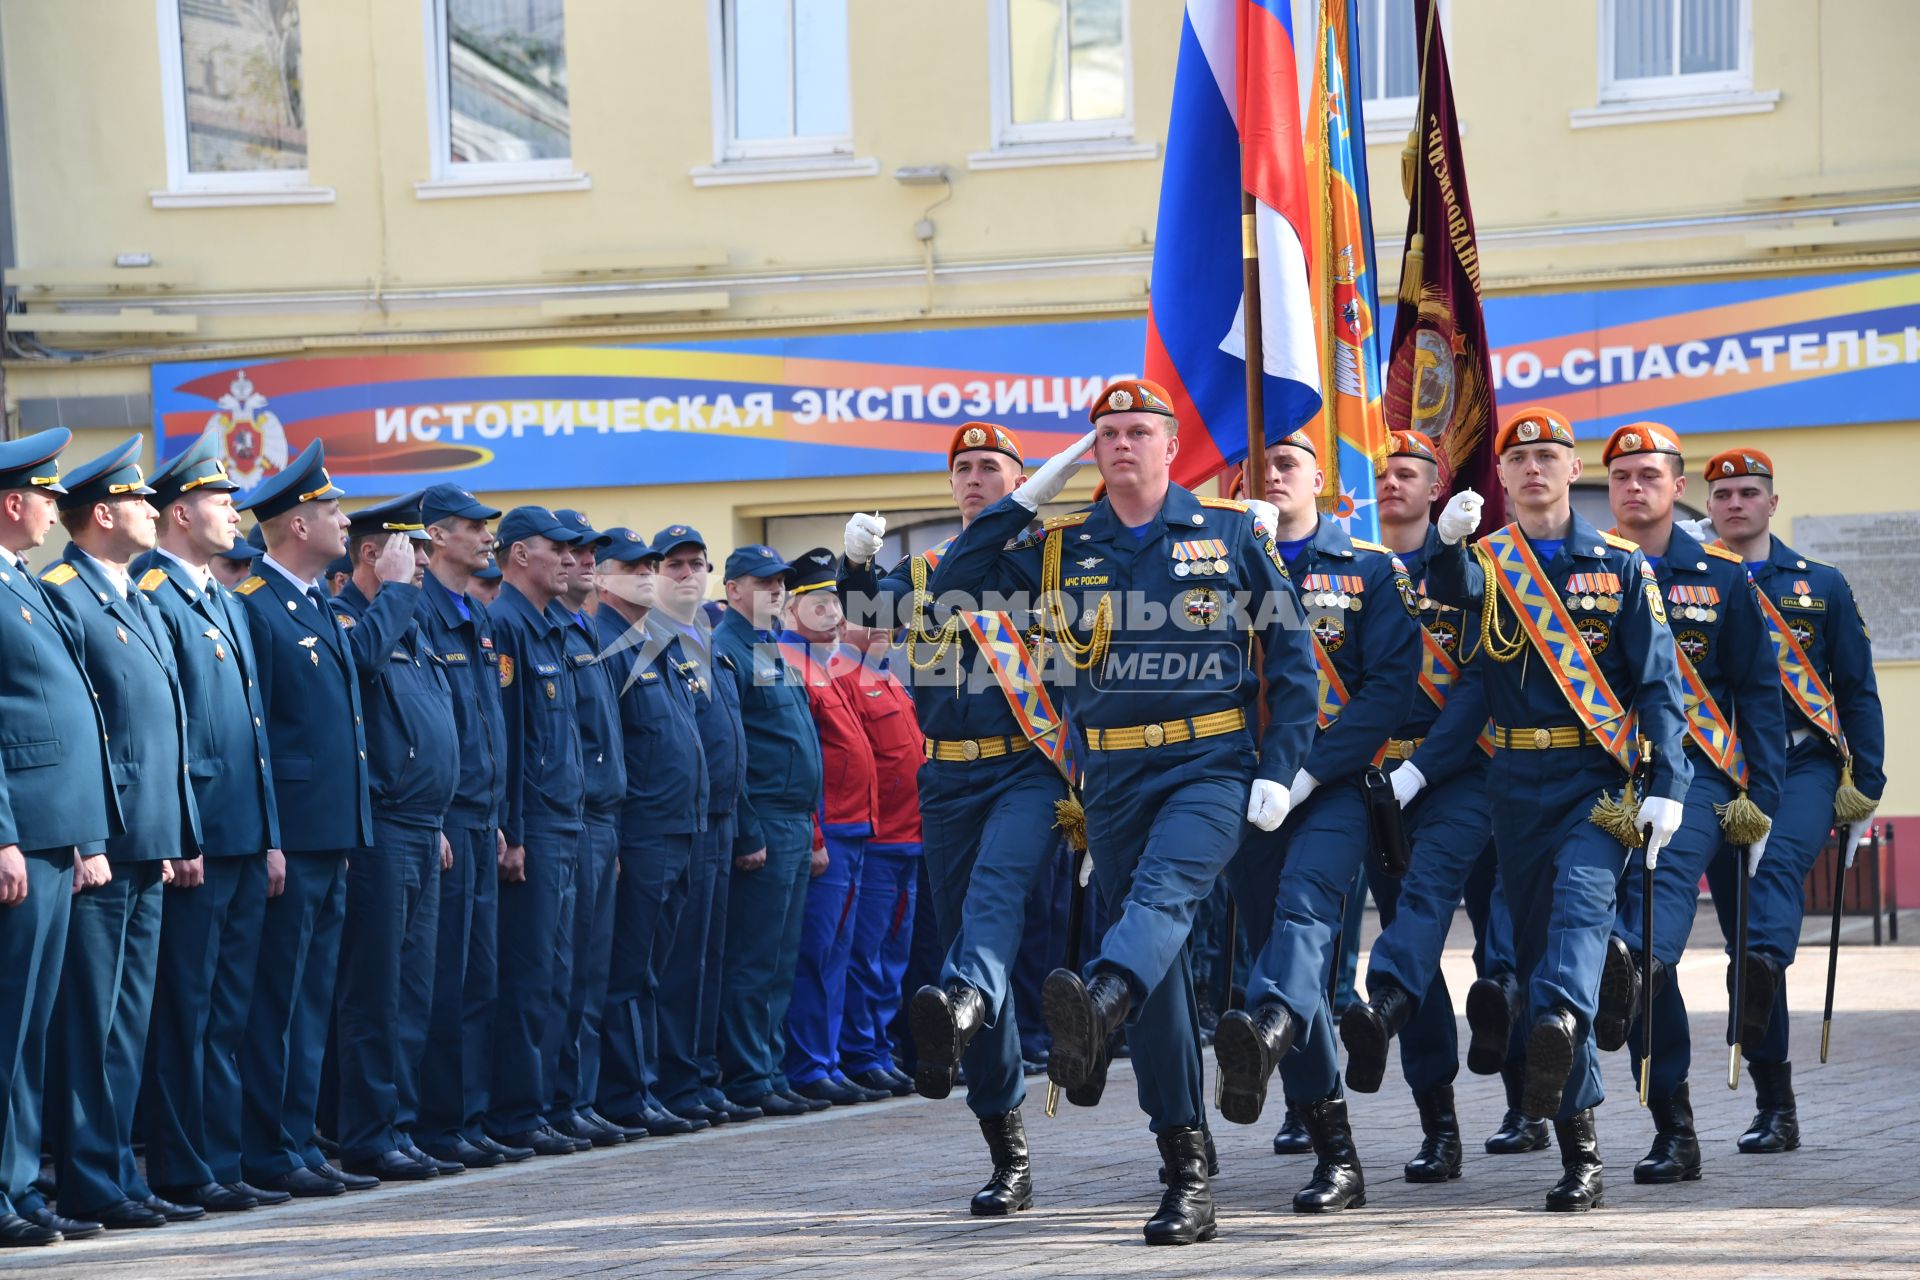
[1241, 180, 1267, 503]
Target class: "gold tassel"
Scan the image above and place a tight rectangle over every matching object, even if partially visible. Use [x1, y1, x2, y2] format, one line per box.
[1398, 233, 1425, 308]
[1833, 764, 1877, 824]
[1400, 129, 1419, 199]
[1590, 776, 1645, 847]
[1714, 790, 1772, 847]
[1053, 795, 1088, 854]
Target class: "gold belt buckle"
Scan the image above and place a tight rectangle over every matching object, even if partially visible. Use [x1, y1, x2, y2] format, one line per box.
[961, 739, 981, 761]
[1143, 723, 1166, 747]
[1533, 728, 1552, 750]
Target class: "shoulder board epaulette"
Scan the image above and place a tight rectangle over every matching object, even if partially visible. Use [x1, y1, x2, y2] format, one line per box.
[138, 568, 169, 592]
[1702, 543, 1742, 563]
[39, 563, 76, 586]
[1350, 537, 1390, 554]
[234, 576, 266, 596]
[1601, 532, 1639, 551]
[1198, 497, 1248, 511]
[1043, 512, 1091, 531]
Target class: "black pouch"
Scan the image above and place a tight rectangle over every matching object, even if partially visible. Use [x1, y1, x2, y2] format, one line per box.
[1364, 765, 1410, 879]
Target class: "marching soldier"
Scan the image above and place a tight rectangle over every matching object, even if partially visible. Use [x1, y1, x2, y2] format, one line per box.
[1212, 429, 1420, 1215]
[35, 437, 203, 1230]
[233, 441, 413, 1198]
[134, 437, 285, 1213]
[1700, 447, 1884, 1153]
[841, 422, 1073, 1212]
[1428, 406, 1690, 1211]
[1592, 424, 1785, 1184]
[330, 495, 461, 1181]
[485, 507, 589, 1157]
[922, 380, 1318, 1244]
[0, 430, 117, 1246]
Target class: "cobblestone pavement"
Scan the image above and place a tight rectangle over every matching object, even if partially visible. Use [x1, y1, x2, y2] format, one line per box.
[5, 912, 1914, 1279]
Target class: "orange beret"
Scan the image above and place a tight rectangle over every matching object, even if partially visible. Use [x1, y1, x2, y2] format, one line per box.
[1269, 427, 1316, 457]
[1089, 378, 1176, 423]
[1704, 447, 1774, 483]
[1494, 406, 1576, 453]
[1601, 421, 1683, 467]
[948, 421, 1022, 469]
[1388, 430, 1439, 463]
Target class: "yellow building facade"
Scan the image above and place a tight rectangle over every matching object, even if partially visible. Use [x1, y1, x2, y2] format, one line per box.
[2, 0, 1916, 814]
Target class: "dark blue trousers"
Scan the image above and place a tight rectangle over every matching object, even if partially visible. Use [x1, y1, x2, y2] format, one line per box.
[920, 756, 1065, 1118]
[554, 818, 619, 1121]
[417, 823, 497, 1147]
[720, 812, 813, 1100]
[656, 817, 723, 1114]
[840, 844, 918, 1076]
[487, 828, 578, 1136]
[337, 819, 442, 1160]
[1011, 840, 1072, 1064]
[598, 829, 695, 1117]
[143, 853, 268, 1187]
[43, 861, 164, 1214]
[691, 814, 735, 1111]
[0, 849, 72, 1217]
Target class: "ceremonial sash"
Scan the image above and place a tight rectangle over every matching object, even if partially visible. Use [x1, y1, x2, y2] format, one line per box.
[1750, 587, 1848, 760]
[1671, 643, 1749, 788]
[1478, 526, 1637, 771]
[1311, 637, 1349, 730]
[1414, 621, 1496, 758]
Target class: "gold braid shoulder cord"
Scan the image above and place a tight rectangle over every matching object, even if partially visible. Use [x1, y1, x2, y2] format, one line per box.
[1041, 525, 1112, 671]
[906, 552, 964, 686]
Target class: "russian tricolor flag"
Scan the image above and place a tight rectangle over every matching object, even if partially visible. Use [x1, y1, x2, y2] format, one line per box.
[1149, 0, 1322, 490]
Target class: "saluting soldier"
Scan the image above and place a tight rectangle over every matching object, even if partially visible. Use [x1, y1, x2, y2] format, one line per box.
[1428, 407, 1691, 1211]
[133, 437, 285, 1214]
[924, 379, 1318, 1245]
[1211, 429, 1420, 1216]
[330, 495, 461, 1181]
[1591, 424, 1785, 1184]
[0, 430, 117, 1247]
[34, 437, 203, 1231]
[841, 422, 1071, 1213]
[1700, 447, 1885, 1154]
[1337, 430, 1521, 1174]
[232, 441, 415, 1199]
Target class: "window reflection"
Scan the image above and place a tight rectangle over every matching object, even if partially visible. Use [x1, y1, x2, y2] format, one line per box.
[177, 0, 307, 173]
[447, 0, 569, 165]
[1008, 0, 1123, 126]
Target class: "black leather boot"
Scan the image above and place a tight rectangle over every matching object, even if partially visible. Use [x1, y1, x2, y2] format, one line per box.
[1144, 1127, 1217, 1245]
[1042, 969, 1130, 1101]
[1522, 1006, 1579, 1120]
[1213, 1001, 1297, 1125]
[1593, 936, 1640, 1053]
[1544, 1108, 1604, 1211]
[971, 1110, 1033, 1215]
[1634, 1084, 1702, 1184]
[1405, 1084, 1464, 1183]
[1293, 1094, 1366, 1212]
[1272, 1102, 1313, 1154]
[1738, 1060, 1800, 1153]
[1159, 1126, 1220, 1184]
[909, 980, 986, 1100]
[1340, 980, 1415, 1094]
[1486, 1066, 1551, 1153]
[1465, 971, 1521, 1076]
[1729, 953, 1782, 1050]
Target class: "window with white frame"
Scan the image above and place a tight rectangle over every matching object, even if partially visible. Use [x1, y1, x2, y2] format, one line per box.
[990, 0, 1132, 148]
[719, 0, 852, 162]
[156, 0, 311, 195]
[423, 0, 573, 185]
[1353, 0, 1420, 121]
[1602, 0, 1749, 101]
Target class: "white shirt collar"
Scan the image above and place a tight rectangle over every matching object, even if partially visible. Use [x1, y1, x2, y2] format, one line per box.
[156, 547, 213, 594]
[261, 553, 320, 596]
[77, 549, 130, 600]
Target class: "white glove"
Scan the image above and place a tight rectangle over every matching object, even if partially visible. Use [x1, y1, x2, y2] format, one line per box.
[1436, 489, 1483, 546]
[1637, 796, 1684, 870]
[1842, 816, 1874, 870]
[1245, 499, 1279, 535]
[1676, 516, 1716, 543]
[1745, 828, 1770, 877]
[1391, 760, 1427, 809]
[1246, 778, 1291, 832]
[844, 512, 886, 565]
[1287, 768, 1319, 811]
[1010, 429, 1097, 513]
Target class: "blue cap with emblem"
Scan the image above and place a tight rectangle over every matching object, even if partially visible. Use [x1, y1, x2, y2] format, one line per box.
[553, 508, 613, 550]
[495, 505, 584, 551]
[594, 527, 660, 564]
[235, 440, 344, 520]
[348, 491, 430, 542]
[148, 434, 239, 510]
[650, 524, 706, 558]
[56, 435, 157, 511]
[419, 483, 501, 527]
[215, 536, 261, 564]
[724, 544, 792, 581]
[0, 427, 73, 495]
